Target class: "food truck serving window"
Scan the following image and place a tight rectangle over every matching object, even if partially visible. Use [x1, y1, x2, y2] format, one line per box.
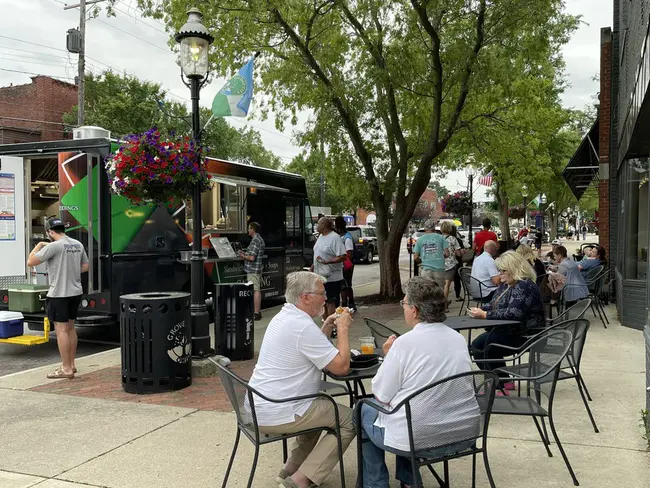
[200, 180, 246, 232]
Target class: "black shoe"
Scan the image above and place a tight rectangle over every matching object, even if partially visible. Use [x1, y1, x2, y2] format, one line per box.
[253, 313, 262, 321]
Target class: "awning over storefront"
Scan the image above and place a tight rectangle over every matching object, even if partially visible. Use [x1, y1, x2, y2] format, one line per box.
[563, 118, 599, 200]
[209, 175, 290, 193]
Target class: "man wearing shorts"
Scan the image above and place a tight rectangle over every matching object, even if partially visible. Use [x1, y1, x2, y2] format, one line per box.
[27, 217, 88, 379]
[312, 217, 347, 319]
[239, 222, 265, 321]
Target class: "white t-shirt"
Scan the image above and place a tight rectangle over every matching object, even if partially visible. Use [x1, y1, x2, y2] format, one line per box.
[248, 303, 338, 426]
[470, 251, 499, 298]
[372, 323, 479, 452]
[314, 231, 346, 282]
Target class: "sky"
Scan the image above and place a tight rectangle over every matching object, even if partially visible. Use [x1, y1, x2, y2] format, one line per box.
[0, 0, 613, 202]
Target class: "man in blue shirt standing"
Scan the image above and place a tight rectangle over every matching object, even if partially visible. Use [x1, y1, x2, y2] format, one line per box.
[413, 218, 449, 286]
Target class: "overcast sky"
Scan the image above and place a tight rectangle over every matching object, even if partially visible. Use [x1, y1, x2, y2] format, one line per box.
[0, 0, 613, 201]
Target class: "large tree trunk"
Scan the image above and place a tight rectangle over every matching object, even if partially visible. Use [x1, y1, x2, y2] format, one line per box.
[495, 184, 510, 244]
[375, 201, 408, 297]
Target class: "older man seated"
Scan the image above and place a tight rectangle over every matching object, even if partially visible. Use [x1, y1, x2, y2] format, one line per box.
[359, 277, 479, 488]
[248, 271, 355, 488]
[470, 240, 501, 300]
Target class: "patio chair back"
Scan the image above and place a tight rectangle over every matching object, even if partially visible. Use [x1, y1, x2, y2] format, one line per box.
[364, 317, 400, 350]
[517, 329, 573, 383]
[584, 265, 604, 293]
[591, 268, 608, 297]
[216, 363, 259, 439]
[459, 267, 491, 300]
[401, 370, 498, 453]
[545, 319, 590, 371]
[551, 298, 591, 324]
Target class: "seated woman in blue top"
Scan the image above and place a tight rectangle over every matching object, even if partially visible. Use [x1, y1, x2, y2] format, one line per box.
[469, 251, 545, 390]
[578, 246, 602, 276]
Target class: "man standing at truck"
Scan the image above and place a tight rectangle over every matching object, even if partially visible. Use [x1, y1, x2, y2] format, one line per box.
[27, 217, 88, 379]
[239, 222, 265, 321]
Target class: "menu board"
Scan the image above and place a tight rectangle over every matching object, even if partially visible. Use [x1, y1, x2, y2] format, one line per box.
[210, 237, 238, 259]
[0, 173, 16, 240]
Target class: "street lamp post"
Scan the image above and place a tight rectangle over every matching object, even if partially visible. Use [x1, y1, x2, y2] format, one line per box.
[521, 185, 528, 229]
[540, 193, 547, 245]
[465, 166, 476, 247]
[176, 8, 214, 358]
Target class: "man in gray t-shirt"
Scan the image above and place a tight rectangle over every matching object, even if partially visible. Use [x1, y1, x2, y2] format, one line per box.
[312, 217, 346, 319]
[27, 217, 89, 379]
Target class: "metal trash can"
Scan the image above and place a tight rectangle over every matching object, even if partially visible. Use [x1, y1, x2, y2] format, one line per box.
[214, 283, 254, 360]
[120, 292, 191, 394]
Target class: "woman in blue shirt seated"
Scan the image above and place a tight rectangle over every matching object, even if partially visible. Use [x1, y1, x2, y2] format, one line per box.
[469, 251, 545, 391]
[578, 246, 602, 276]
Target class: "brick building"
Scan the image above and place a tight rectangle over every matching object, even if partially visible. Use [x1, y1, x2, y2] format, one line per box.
[0, 76, 77, 143]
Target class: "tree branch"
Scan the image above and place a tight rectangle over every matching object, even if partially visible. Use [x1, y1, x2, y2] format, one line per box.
[442, 0, 487, 143]
[270, 7, 383, 204]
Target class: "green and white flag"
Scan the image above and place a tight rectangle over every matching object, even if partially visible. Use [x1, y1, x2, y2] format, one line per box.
[529, 194, 541, 208]
[211, 56, 255, 118]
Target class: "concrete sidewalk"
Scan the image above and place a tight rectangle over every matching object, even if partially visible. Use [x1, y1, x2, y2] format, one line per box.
[1, 296, 649, 487]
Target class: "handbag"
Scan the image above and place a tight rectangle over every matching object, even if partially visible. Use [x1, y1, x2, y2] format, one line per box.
[343, 256, 353, 271]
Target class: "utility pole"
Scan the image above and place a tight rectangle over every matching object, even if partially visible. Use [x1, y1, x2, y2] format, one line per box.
[64, 0, 104, 126]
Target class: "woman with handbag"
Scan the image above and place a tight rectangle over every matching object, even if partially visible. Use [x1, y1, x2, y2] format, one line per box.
[335, 216, 357, 313]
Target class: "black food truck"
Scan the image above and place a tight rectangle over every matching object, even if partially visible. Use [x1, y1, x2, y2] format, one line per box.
[0, 131, 315, 330]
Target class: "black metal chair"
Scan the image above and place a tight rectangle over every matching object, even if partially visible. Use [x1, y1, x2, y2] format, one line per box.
[364, 317, 400, 356]
[479, 329, 580, 486]
[212, 360, 347, 488]
[458, 267, 493, 315]
[561, 267, 608, 328]
[548, 298, 592, 326]
[354, 370, 499, 488]
[492, 318, 598, 433]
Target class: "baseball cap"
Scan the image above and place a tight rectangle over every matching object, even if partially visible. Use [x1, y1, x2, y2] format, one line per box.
[423, 218, 436, 230]
[45, 217, 66, 232]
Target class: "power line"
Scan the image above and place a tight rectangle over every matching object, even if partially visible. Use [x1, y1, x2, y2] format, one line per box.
[0, 115, 72, 127]
[0, 54, 70, 69]
[94, 17, 172, 53]
[0, 34, 68, 54]
[0, 45, 71, 61]
[0, 67, 75, 81]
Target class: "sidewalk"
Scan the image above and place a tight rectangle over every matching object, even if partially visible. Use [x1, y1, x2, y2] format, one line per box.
[1, 286, 648, 487]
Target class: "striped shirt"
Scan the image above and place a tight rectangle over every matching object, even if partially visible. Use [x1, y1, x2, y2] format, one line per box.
[248, 303, 338, 426]
[244, 233, 265, 274]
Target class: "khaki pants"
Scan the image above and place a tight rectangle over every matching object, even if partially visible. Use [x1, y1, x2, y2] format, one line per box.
[421, 268, 446, 286]
[259, 399, 355, 485]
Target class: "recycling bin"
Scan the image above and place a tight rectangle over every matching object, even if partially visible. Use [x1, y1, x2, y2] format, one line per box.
[214, 282, 254, 360]
[120, 292, 191, 394]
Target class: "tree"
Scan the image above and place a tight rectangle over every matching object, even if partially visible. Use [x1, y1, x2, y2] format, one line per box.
[63, 71, 281, 168]
[428, 181, 449, 198]
[135, 0, 577, 297]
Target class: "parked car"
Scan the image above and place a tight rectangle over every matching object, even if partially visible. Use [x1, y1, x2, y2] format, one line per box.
[347, 225, 379, 263]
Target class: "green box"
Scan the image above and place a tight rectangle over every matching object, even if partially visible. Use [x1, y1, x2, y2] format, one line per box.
[8, 285, 50, 313]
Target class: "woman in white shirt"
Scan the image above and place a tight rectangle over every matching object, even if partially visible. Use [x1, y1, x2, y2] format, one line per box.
[358, 277, 479, 488]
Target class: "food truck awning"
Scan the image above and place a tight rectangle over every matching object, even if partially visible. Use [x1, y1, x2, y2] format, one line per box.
[210, 175, 290, 193]
[562, 118, 599, 200]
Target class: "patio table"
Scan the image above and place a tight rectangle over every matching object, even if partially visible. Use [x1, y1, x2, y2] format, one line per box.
[443, 316, 520, 344]
[325, 361, 382, 407]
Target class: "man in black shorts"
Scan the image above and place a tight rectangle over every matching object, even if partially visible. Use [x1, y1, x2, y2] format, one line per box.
[27, 218, 89, 379]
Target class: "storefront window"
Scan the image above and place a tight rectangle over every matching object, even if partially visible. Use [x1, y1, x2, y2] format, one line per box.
[624, 158, 649, 279]
[199, 182, 245, 232]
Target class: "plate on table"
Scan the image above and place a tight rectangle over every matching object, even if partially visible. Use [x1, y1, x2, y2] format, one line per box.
[350, 354, 380, 369]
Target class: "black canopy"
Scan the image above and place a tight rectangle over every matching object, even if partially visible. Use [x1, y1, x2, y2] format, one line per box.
[563, 119, 599, 200]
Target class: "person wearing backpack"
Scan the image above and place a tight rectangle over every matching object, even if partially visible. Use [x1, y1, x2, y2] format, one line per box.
[335, 216, 357, 312]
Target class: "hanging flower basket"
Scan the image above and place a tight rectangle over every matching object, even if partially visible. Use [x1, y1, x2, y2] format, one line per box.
[440, 191, 472, 216]
[106, 128, 210, 206]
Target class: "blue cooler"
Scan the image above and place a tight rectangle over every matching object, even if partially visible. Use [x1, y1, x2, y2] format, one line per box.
[0, 311, 24, 339]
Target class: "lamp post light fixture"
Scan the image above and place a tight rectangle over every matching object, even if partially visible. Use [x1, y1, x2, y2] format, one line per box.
[464, 166, 476, 247]
[521, 184, 529, 228]
[175, 8, 214, 358]
[540, 193, 547, 244]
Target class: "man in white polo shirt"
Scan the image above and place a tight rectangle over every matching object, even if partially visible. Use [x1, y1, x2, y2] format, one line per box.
[469, 240, 501, 300]
[359, 277, 479, 487]
[248, 271, 355, 488]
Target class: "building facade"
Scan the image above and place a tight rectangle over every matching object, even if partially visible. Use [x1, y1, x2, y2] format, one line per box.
[0, 76, 77, 144]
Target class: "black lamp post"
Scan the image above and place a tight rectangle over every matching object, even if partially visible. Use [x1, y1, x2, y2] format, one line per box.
[175, 8, 214, 358]
[465, 166, 476, 247]
[540, 193, 547, 243]
[521, 184, 528, 228]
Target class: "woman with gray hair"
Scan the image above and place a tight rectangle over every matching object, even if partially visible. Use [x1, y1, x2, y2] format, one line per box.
[359, 277, 478, 487]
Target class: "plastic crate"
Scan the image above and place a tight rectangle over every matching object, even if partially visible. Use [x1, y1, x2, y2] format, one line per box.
[8, 285, 49, 313]
[0, 311, 24, 339]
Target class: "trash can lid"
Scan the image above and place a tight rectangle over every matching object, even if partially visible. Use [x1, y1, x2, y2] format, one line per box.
[120, 292, 191, 300]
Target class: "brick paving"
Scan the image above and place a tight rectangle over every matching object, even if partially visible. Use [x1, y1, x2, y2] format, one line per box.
[30, 359, 257, 412]
[28, 305, 405, 412]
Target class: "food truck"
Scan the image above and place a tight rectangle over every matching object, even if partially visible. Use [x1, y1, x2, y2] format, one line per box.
[0, 128, 314, 331]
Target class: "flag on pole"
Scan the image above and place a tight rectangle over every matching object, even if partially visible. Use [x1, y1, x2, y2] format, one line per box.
[478, 171, 493, 186]
[211, 56, 256, 118]
[529, 194, 541, 207]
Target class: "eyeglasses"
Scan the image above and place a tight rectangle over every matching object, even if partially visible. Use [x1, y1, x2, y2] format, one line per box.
[400, 299, 415, 308]
[498, 269, 507, 273]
